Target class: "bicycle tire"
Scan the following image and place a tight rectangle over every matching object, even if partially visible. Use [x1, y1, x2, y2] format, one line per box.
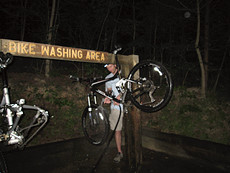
[82, 104, 109, 145]
[0, 151, 8, 173]
[128, 60, 173, 113]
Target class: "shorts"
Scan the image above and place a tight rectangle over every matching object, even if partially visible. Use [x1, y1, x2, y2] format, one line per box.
[109, 109, 124, 131]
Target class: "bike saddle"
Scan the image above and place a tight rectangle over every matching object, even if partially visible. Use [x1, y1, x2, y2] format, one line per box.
[113, 46, 122, 54]
[0, 52, 13, 67]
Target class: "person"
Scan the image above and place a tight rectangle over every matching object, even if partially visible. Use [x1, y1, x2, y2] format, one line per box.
[104, 63, 124, 163]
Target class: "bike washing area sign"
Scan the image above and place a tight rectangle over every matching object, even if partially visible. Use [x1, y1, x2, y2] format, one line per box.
[0, 39, 109, 63]
[0, 38, 141, 169]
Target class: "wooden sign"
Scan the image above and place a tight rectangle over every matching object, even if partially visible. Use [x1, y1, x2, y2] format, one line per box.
[0, 39, 111, 63]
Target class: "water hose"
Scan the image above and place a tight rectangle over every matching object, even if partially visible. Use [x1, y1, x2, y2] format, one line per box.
[91, 105, 122, 172]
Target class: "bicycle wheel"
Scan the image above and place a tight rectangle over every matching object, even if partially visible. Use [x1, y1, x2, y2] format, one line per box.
[82, 104, 109, 145]
[0, 151, 8, 173]
[128, 60, 173, 113]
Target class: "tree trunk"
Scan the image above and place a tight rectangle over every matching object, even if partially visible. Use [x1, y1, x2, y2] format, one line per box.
[45, 0, 56, 77]
[110, 0, 124, 51]
[213, 34, 230, 92]
[132, 0, 136, 54]
[195, 0, 206, 98]
[204, 0, 210, 91]
[153, 2, 158, 60]
[212, 51, 227, 92]
[20, 0, 28, 41]
[96, 0, 111, 51]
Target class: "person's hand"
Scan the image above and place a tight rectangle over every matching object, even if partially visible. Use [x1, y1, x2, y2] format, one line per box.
[114, 95, 121, 105]
[104, 97, 111, 104]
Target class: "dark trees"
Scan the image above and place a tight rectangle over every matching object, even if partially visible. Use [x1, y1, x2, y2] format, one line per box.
[0, 0, 229, 94]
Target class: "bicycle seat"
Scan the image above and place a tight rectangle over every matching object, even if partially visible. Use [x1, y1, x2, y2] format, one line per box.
[0, 52, 13, 68]
[113, 46, 122, 55]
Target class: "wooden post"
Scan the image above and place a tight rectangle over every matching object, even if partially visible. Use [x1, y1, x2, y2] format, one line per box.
[121, 55, 142, 172]
[125, 106, 142, 171]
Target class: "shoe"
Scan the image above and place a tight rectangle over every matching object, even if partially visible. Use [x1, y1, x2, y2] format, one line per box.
[113, 152, 123, 163]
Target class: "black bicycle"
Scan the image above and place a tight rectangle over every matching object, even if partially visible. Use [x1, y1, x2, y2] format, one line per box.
[70, 47, 173, 145]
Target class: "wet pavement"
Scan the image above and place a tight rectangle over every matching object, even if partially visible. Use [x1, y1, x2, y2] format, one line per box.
[2, 129, 230, 173]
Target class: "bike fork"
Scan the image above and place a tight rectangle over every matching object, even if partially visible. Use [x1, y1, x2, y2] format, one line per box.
[87, 93, 97, 126]
[3, 88, 13, 129]
[87, 93, 98, 110]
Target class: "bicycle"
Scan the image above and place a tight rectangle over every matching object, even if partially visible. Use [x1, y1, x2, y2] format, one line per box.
[70, 47, 173, 145]
[0, 52, 49, 172]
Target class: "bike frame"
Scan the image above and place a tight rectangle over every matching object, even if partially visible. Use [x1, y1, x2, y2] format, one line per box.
[86, 49, 136, 112]
[0, 58, 49, 147]
[90, 74, 122, 104]
[0, 68, 14, 130]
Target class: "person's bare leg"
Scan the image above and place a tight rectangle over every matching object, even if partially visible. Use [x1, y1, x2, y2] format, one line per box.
[115, 130, 122, 153]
